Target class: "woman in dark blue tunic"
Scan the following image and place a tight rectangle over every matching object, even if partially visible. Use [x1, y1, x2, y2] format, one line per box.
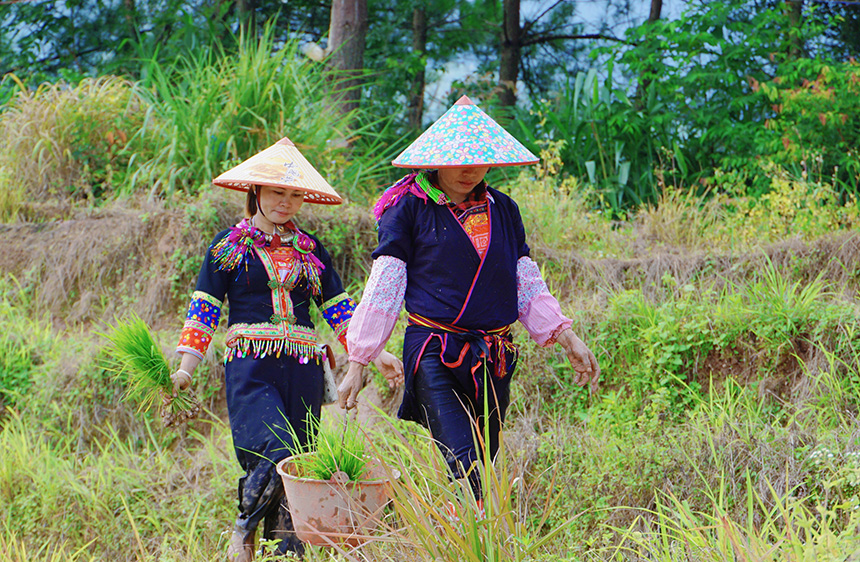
[341, 96, 600, 509]
[169, 137, 401, 560]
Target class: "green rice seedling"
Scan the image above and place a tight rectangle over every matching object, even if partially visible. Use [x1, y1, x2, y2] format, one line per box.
[268, 411, 369, 482]
[307, 417, 369, 481]
[101, 313, 199, 427]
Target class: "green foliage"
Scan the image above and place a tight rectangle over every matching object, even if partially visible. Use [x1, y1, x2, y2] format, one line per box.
[0, 0, 226, 82]
[567, 264, 860, 419]
[0, 280, 54, 412]
[753, 59, 860, 194]
[126, 24, 395, 203]
[597, 0, 848, 198]
[0, 75, 149, 212]
[515, 68, 673, 212]
[502, 139, 615, 253]
[610, 1, 795, 177]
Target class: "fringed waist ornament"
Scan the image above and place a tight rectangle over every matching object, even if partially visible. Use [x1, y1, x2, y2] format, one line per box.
[224, 322, 322, 364]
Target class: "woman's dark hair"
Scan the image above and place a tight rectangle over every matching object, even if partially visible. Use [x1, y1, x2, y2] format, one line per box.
[244, 187, 260, 218]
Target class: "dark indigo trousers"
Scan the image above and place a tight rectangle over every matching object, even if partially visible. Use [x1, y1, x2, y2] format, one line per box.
[226, 353, 323, 555]
[412, 344, 514, 499]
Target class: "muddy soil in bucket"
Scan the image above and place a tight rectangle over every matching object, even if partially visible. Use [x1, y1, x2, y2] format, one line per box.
[276, 453, 397, 547]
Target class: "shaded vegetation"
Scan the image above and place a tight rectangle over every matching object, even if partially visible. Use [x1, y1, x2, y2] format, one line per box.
[2, 6, 860, 559]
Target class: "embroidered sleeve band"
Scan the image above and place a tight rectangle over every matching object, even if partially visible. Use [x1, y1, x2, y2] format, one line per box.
[347, 256, 407, 364]
[321, 292, 356, 350]
[516, 256, 572, 347]
[177, 291, 223, 359]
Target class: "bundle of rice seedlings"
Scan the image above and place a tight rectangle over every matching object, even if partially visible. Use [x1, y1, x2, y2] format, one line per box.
[273, 412, 369, 481]
[304, 416, 369, 481]
[102, 313, 200, 428]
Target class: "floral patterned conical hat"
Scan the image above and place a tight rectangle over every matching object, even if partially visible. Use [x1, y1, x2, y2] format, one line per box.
[392, 95, 539, 169]
[213, 137, 342, 205]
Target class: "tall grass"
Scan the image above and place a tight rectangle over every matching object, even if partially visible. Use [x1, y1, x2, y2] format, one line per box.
[0, 278, 56, 411]
[127, 24, 398, 202]
[0, 410, 237, 562]
[330, 413, 576, 562]
[0, 74, 148, 215]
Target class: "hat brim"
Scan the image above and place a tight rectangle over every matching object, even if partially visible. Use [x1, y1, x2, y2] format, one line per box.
[212, 179, 343, 205]
[392, 160, 538, 169]
[212, 137, 343, 205]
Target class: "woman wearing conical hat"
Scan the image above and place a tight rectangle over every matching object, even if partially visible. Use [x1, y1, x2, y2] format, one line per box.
[341, 96, 599, 507]
[168, 138, 402, 560]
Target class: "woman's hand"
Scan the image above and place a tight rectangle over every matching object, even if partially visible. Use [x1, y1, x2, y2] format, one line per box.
[556, 329, 600, 393]
[372, 350, 404, 389]
[170, 369, 192, 393]
[170, 353, 201, 395]
[338, 361, 366, 410]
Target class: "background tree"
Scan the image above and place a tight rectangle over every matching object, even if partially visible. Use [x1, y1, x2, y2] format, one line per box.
[326, 0, 368, 115]
[408, 4, 429, 130]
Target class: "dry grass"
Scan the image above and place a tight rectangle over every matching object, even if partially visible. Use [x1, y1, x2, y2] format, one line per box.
[0, 191, 241, 326]
[0, 75, 148, 215]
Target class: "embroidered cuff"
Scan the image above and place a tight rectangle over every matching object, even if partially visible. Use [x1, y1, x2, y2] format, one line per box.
[176, 291, 222, 358]
[321, 292, 356, 350]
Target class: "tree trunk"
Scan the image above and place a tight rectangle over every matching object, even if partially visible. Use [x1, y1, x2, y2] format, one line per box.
[649, 0, 663, 23]
[327, 0, 368, 115]
[408, 7, 428, 130]
[785, 0, 804, 60]
[236, 0, 256, 37]
[498, 0, 521, 107]
[123, 0, 137, 39]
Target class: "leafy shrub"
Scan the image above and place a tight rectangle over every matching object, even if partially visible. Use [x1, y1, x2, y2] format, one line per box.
[0, 280, 55, 411]
[637, 164, 860, 252]
[0, 74, 149, 212]
[515, 70, 674, 212]
[753, 59, 860, 196]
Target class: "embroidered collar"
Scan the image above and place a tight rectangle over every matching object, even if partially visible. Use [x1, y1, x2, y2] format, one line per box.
[210, 218, 323, 280]
[414, 172, 488, 207]
[372, 171, 491, 222]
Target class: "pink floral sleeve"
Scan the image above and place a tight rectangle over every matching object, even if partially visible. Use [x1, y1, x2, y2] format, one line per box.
[517, 256, 572, 347]
[346, 256, 407, 365]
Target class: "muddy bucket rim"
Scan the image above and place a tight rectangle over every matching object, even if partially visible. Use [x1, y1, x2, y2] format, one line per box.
[276, 452, 399, 485]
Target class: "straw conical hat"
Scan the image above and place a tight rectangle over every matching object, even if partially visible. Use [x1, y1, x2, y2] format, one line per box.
[213, 137, 343, 205]
[392, 95, 539, 169]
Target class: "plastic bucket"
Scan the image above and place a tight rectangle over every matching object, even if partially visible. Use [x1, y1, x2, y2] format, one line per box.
[276, 453, 396, 547]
